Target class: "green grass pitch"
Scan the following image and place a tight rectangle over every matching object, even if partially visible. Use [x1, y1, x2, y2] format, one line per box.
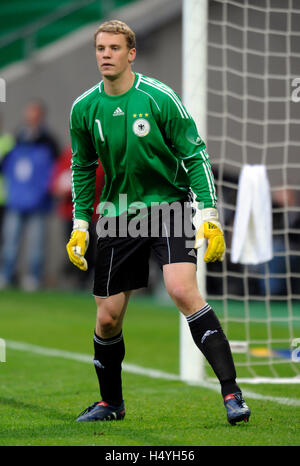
[0, 290, 299, 446]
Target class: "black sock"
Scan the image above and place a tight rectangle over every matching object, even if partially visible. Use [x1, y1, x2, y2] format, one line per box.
[93, 330, 125, 406]
[186, 304, 240, 398]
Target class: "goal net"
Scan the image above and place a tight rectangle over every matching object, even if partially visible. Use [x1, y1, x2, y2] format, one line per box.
[181, 0, 300, 383]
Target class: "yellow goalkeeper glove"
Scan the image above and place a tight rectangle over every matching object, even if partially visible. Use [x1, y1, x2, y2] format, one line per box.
[194, 208, 225, 262]
[66, 219, 89, 271]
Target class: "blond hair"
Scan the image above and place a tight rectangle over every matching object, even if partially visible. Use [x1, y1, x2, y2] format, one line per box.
[94, 20, 136, 49]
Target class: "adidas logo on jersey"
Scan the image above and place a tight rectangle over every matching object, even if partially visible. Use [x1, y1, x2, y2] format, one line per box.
[113, 107, 125, 116]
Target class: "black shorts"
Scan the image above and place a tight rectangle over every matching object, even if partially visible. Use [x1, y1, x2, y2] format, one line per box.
[93, 200, 197, 297]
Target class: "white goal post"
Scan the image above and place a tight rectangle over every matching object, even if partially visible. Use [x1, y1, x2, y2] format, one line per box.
[180, 0, 300, 384]
[180, 0, 208, 383]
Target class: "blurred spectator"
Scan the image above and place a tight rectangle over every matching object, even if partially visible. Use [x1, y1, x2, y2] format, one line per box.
[0, 100, 58, 291]
[250, 188, 300, 296]
[206, 167, 244, 296]
[51, 144, 105, 289]
[269, 188, 300, 295]
[0, 114, 15, 231]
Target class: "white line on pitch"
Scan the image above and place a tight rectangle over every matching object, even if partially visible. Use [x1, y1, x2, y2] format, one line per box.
[5, 340, 300, 407]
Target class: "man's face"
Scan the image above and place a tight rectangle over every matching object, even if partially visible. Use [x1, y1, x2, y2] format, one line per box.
[24, 103, 44, 128]
[95, 32, 136, 80]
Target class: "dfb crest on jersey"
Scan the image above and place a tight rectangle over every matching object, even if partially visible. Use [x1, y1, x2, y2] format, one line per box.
[132, 118, 150, 137]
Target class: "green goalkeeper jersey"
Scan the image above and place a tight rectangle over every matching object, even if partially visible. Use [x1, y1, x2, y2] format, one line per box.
[70, 72, 217, 222]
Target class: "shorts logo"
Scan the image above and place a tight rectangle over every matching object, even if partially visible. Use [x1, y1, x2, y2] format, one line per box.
[188, 249, 197, 258]
[132, 118, 150, 137]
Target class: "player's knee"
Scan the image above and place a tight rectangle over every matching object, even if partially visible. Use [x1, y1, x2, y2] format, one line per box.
[167, 283, 195, 309]
[97, 313, 120, 336]
[96, 305, 121, 336]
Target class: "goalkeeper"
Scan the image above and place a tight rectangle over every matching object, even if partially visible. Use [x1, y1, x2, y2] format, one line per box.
[67, 20, 250, 425]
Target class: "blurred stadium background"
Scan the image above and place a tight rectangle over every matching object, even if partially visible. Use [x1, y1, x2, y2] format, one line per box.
[0, 0, 300, 403]
[0, 0, 184, 288]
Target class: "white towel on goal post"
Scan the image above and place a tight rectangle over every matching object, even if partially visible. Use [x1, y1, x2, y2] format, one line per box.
[231, 164, 273, 265]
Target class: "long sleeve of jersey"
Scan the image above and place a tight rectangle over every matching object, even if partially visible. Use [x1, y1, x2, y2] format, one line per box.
[70, 105, 99, 223]
[183, 150, 217, 209]
[163, 99, 217, 209]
